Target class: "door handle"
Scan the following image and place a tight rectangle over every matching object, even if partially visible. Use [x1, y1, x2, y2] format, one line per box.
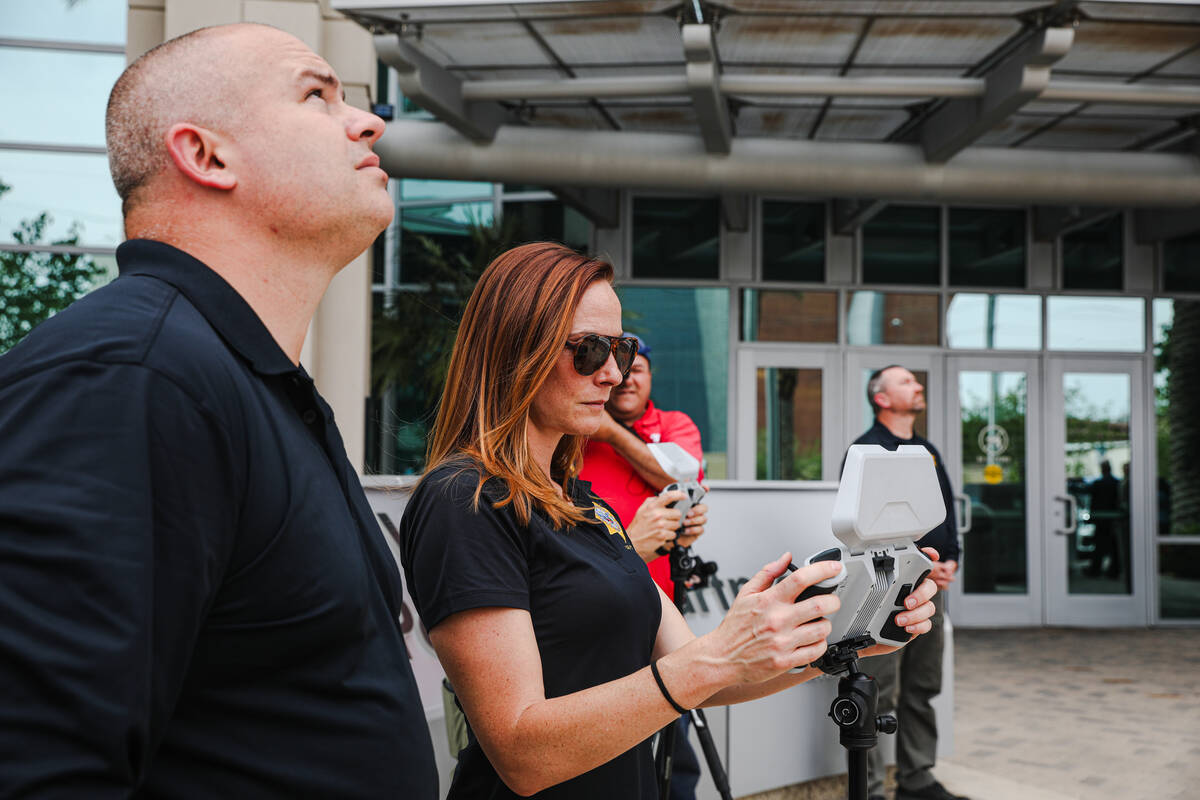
[1053, 494, 1077, 535]
[954, 493, 972, 534]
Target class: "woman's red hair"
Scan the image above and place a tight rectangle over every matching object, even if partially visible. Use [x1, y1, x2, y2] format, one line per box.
[424, 242, 614, 528]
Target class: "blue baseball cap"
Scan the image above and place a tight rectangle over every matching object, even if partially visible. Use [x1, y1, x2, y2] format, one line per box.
[622, 332, 651, 363]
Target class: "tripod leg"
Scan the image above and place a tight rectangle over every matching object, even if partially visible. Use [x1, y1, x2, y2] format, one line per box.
[655, 718, 677, 800]
[689, 709, 733, 800]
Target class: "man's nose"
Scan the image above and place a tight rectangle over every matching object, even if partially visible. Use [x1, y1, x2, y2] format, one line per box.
[348, 107, 386, 145]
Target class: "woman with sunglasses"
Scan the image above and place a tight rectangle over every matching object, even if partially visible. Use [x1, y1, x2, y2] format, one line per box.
[398, 242, 939, 799]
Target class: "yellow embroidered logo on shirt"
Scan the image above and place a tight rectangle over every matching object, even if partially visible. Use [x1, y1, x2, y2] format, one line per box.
[592, 504, 629, 544]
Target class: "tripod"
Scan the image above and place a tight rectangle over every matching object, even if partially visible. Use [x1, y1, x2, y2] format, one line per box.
[817, 638, 897, 800]
[654, 544, 732, 800]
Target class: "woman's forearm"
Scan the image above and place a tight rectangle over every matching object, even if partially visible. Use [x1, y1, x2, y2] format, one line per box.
[491, 658, 720, 794]
[431, 610, 737, 797]
[699, 666, 822, 707]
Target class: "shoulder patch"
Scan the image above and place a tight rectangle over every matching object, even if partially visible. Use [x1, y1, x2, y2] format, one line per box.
[592, 503, 629, 544]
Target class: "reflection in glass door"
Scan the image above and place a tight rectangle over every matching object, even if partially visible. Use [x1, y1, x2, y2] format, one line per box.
[947, 358, 1041, 626]
[757, 367, 822, 480]
[1046, 359, 1147, 626]
[1062, 373, 1133, 595]
[735, 350, 840, 481]
[960, 371, 1028, 594]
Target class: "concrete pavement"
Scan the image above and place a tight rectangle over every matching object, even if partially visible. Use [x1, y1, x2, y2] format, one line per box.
[744, 627, 1200, 800]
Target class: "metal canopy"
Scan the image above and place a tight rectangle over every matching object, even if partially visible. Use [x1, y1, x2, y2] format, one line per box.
[335, 0, 1200, 216]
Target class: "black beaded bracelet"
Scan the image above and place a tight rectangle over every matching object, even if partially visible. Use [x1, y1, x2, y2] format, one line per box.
[650, 659, 688, 715]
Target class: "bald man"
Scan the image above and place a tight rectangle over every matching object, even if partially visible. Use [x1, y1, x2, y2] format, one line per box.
[0, 25, 438, 797]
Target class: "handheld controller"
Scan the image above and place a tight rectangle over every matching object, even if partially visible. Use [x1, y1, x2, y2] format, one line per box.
[790, 444, 945, 673]
[647, 443, 717, 586]
[646, 442, 707, 523]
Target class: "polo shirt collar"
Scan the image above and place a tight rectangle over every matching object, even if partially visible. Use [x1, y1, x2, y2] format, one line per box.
[870, 419, 909, 445]
[117, 239, 299, 377]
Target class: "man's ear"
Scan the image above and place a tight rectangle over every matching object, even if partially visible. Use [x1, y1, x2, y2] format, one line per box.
[873, 392, 891, 410]
[164, 122, 237, 191]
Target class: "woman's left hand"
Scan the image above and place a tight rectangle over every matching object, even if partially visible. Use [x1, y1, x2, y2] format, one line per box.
[858, 546, 940, 658]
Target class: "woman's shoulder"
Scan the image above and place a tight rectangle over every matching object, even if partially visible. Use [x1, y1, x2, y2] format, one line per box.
[413, 458, 508, 510]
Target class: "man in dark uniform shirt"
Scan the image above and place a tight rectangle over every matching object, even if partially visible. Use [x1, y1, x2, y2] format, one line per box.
[851, 366, 967, 800]
[0, 24, 437, 797]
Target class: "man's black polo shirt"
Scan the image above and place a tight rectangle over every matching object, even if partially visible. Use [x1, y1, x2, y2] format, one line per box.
[0, 240, 437, 797]
[849, 421, 961, 563]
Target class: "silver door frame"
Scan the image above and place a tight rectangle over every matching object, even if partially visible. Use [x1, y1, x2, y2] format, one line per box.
[1044, 355, 1150, 626]
[945, 355, 1043, 627]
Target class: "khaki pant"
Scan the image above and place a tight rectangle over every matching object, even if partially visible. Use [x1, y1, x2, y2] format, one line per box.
[861, 592, 946, 797]
[443, 679, 470, 759]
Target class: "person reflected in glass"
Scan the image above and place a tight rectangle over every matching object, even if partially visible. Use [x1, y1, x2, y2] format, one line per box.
[398, 243, 940, 799]
[1086, 460, 1122, 579]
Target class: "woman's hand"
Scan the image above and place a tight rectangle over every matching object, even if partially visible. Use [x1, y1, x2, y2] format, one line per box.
[674, 501, 707, 549]
[662, 553, 842, 694]
[625, 492, 685, 562]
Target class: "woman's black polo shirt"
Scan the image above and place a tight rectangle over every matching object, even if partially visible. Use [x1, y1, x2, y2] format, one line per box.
[400, 462, 662, 799]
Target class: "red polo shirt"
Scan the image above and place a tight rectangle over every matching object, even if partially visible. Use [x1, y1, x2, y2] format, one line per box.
[580, 400, 704, 598]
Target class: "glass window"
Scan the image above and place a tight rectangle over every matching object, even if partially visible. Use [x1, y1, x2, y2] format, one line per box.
[740, 289, 836, 343]
[397, 201, 494, 284]
[0, 0, 126, 44]
[0, 150, 122, 247]
[616, 287, 729, 478]
[946, 293, 1041, 350]
[846, 291, 939, 346]
[632, 197, 719, 280]
[862, 205, 940, 286]
[756, 367, 821, 480]
[501, 183, 546, 195]
[1160, 545, 1200, 619]
[400, 179, 492, 202]
[948, 207, 1026, 288]
[761, 201, 824, 282]
[503, 200, 591, 253]
[367, 294, 437, 476]
[1063, 214, 1123, 291]
[1047, 296, 1144, 352]
[959, 370, 1029, 594]
[1153, 297, 1173, 348]
[1163, 232, 1200, 293]
[0, 48, 125, 146]
[1063, 372, 1133, 595]
[1154, 298, 1200, 541]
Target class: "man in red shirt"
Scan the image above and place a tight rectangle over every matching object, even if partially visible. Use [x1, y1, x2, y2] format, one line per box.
[581, 336, 708, 598]
[580, 335, 708, 800]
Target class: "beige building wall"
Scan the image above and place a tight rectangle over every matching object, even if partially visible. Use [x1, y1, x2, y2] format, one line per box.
[123, 0, 378, 473]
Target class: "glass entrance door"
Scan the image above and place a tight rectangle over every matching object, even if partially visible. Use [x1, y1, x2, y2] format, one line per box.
[946, 357, 1042, 626]
[1045, 358, 1148, 625]
[734, 348, 841, 481]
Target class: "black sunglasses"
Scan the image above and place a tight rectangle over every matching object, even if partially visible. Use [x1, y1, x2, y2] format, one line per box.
[564, 334, 639, 378]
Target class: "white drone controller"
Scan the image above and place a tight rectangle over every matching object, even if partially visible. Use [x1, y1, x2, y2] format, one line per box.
[647, 442, 707, 522]
[790, 444, 944, 674]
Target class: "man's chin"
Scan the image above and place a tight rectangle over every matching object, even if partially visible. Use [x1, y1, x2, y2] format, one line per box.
[606, 401, 640, 422]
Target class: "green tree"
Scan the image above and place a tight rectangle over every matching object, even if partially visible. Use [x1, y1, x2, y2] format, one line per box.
[0, 181, 108, 354]
[369, 218, 521, 472]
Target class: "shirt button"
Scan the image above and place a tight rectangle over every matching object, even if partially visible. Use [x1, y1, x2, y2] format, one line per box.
[302, 409, 318, 425]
